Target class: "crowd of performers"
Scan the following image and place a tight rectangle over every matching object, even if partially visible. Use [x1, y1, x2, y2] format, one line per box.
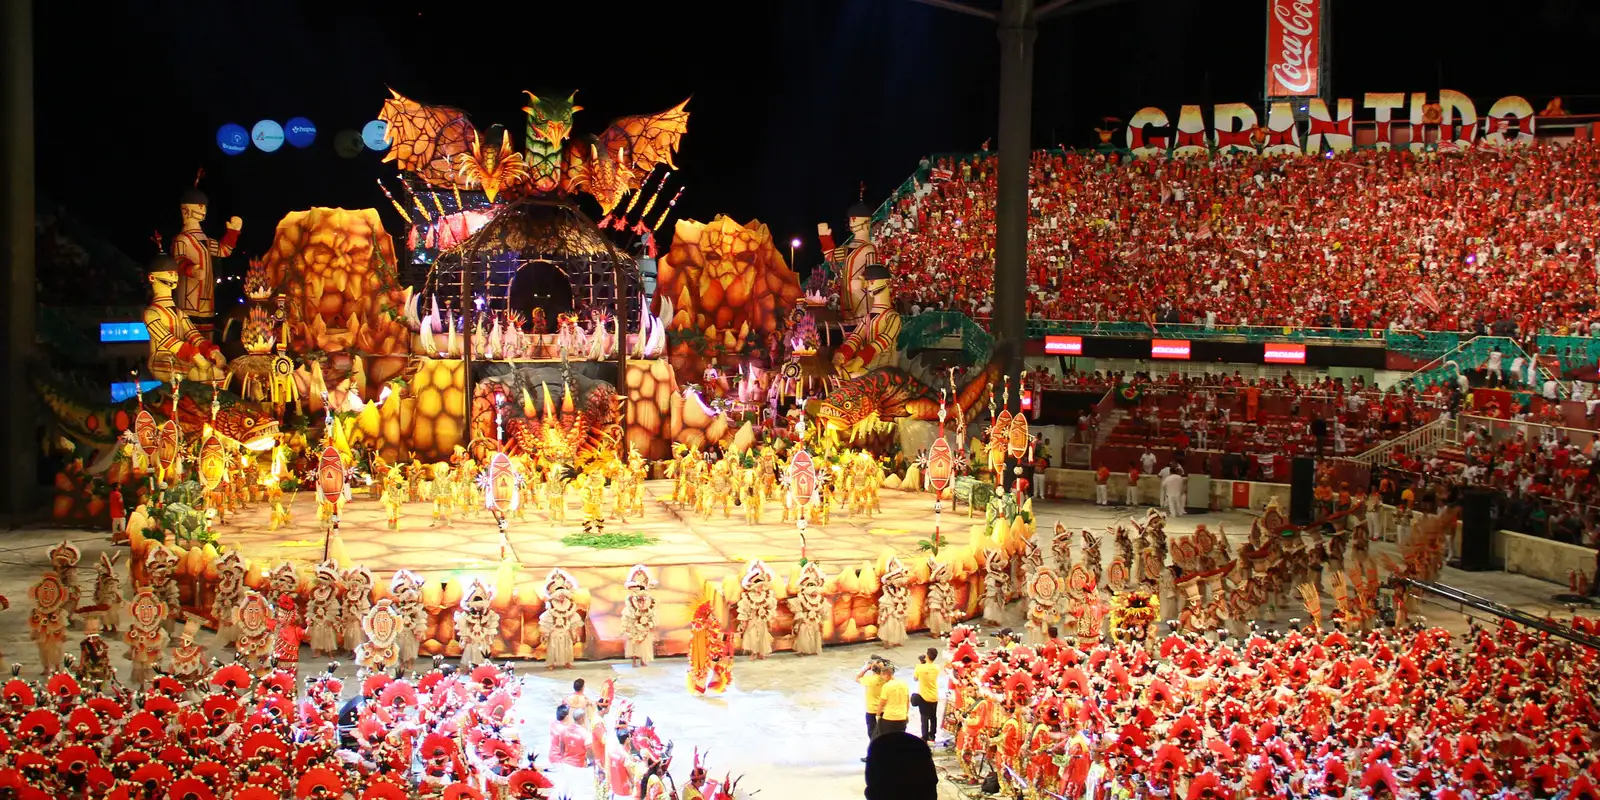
[0, 655, 740, 800]
[0, 539, 734, 799]
[942, 505, 1600, 798]
[663, 445, 884, 525]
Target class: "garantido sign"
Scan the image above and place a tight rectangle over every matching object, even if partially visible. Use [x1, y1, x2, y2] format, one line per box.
[1266, 0, 1321, 98]
[1123, 91, 1537, 160]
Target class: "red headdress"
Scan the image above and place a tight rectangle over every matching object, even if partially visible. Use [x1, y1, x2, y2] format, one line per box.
[1185, 771, 1228, 800]
[469, 664, 504, 690]
[130, 762, 175, 794]
[1168, 713, 1202, 746]
[86, 695, 123, 721]
[232, 786, 280, 800]
[296, 766, 346, 799]
[1460, 757, 1498, 790]
[381, 680, 420, 709]
[210, 664, 251, 692]
[167, 777, 217, 800]
[1359, 761, 1401, 795]
[46, 672, 80, 700]
[444, 784, 487, 800]
[19, 708, 59, 740]
[143, 694, 180, 718]
[1150, 743, 1185, 777]
[3, 678, 38, 708]
[241, 730, 291, 761]
[1060, 665, 1091, 696]
[362, 672, 393, 698]
[54, 743, 99, 779]
[508, 768, 554, 798]
[1569, 774, 1600, 800]
[360, 782, 410, 800]
[66, 706, 102, 739]
[152, 675, 185, 697]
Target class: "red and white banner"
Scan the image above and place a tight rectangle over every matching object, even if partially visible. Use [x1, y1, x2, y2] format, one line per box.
[1043, 335, 1083, 355]
[1264, 342, 1307, 364]
[1265, 0, 1322, 98]
[1151, 339, 1191, 360]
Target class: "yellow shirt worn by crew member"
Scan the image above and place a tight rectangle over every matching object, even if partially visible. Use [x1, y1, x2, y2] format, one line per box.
[879, 676, 911, 723]
[913, 660, 940, 704]
[860, 670, 885, 715]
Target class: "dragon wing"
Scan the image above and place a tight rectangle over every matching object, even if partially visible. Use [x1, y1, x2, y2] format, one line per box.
[562, 99, 691, 214]
[377, 89, 477, 189]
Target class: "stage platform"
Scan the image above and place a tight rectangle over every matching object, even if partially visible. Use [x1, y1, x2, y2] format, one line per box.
[211, 479, 1009, 660]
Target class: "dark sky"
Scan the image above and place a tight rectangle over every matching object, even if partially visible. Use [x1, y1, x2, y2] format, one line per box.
[35, 0, 1600, 278]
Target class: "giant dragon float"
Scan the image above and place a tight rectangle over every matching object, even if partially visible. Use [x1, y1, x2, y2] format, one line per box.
[38, 87, 1034, 663]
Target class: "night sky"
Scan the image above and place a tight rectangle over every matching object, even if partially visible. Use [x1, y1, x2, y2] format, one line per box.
[34, 0, 1600, 280]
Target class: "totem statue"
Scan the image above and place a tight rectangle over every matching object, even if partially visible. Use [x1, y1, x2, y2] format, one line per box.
[172, 174, 242, 335]
[831, 263, 902, 379]
[620, 565, 658, 667]
[788, 561, 828, 655]
[144, 253, 226, 382]
[817, 196, 875, 325]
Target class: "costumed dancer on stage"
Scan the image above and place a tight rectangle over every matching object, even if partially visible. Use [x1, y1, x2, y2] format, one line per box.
[735, 560, 777, 660]
[982, 548, 1009, 625]
[877, 557, 910, 648]
[391, 570, 427, 673]
[76, 617, 113, 687]
[168, 617, 209, 701]
[788, 561, 828, 656]
[28, 572, 70, 674]
[686, 598, 733, 695]
[144, 545, 181, 635]
[455, 579, 501, 669]
[1023, 564, 1062, 647]
[233, 590, 273, 674]
[47, 541, 82, 625]
[267, 561, 299, 610]
[92, 552, 123, 633]
[382, 462, 407, 530]
[620, 565, 658, 667]
[540, 569, 583, 670]
[354, 599, 402, 673]
[305, 560, 343, 658]
[123, 586, 169, 685]
[341, 564, 374, 655]
[924, 558, 955, 638]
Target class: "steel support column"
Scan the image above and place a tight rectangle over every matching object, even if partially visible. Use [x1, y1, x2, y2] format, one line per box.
[1, 0, 36, 522]
[993, 0, 1035, 413]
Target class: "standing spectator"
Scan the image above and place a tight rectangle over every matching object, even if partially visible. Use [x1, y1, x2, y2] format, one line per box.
[912, 648, 941, 743]
[1126, 465, 1141, 506]
[1094, 464, 1110, 506]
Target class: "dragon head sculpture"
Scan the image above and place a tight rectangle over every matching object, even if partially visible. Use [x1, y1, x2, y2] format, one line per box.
[521, 91, 580, 148]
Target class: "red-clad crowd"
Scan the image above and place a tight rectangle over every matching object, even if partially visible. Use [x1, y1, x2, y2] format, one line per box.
[878, 144, 1600, 334]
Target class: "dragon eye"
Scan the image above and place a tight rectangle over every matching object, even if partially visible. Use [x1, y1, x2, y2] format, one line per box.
[242, 417, 255, 426]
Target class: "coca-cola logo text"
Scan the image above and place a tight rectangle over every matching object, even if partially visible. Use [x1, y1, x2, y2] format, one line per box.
[1269, 0, 1318, 96]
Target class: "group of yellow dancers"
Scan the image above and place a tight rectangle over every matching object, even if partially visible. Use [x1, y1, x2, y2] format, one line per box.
[664, 444, 884, 525]
[370, 446, 651, 530]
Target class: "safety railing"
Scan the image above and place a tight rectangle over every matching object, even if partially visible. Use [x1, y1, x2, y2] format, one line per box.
[1338, 416, 1458, 468]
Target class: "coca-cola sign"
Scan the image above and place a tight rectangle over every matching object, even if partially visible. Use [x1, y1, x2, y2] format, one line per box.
[1266, 0, 1321, 97]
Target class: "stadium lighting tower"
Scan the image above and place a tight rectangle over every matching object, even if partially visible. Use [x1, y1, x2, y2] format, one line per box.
[909, 0, 1128, 413]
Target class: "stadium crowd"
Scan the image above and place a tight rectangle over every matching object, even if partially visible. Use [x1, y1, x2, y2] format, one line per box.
[878, 143, 1600, 335]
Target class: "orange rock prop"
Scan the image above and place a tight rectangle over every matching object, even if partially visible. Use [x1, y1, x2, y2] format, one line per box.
[623, 359, 731, 460]
[262, 208, 411, 356]
[653, 216, 803, 341]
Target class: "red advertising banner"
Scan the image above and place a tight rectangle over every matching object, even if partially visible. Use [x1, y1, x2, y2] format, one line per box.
[1265, 0, 1321, 98]
[1264, 342, 1307, 364]
[1151, 339, 1191, 360]
[1043, 335, 1083, 355]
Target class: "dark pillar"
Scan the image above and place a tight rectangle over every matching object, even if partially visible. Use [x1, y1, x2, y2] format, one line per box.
[0, 0, 35, 522]
[994, 0, 1035, 414]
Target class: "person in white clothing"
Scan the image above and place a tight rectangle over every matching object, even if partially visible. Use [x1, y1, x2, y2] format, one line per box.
[1485, 348, 1503, 383]
[1162, 471, 1186, 517]
[1140, 450, 1157, 475]
[1509, 355, 1527, 386]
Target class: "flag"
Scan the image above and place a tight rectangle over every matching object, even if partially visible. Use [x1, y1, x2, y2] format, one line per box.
[930, 167, 953, 182]
[1414, 286, 1442, 314]
[1196, 221, 1212, 240]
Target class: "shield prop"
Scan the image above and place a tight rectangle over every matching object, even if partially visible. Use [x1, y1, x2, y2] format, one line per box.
[199, 435, 227, 491]
[991, 409, 1013, 447]
[789, 449, 818, 511]
[927, 436, 955, 493]
[315, 445, 346, 505]
[154, 420, 180, 473]
[1006, 414, 1031, 460]
[484, 451, 519, 513]
[134, 410, 158, 454]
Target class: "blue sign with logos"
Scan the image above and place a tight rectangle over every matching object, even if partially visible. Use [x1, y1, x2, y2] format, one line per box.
[216, 123, 249, 156]
[285, 116, 317, 148]
[110, 381, 163, 403]
[100, 322, 150, 342]
[252, 120, 285, 152]
[362, 119, 390, 151]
